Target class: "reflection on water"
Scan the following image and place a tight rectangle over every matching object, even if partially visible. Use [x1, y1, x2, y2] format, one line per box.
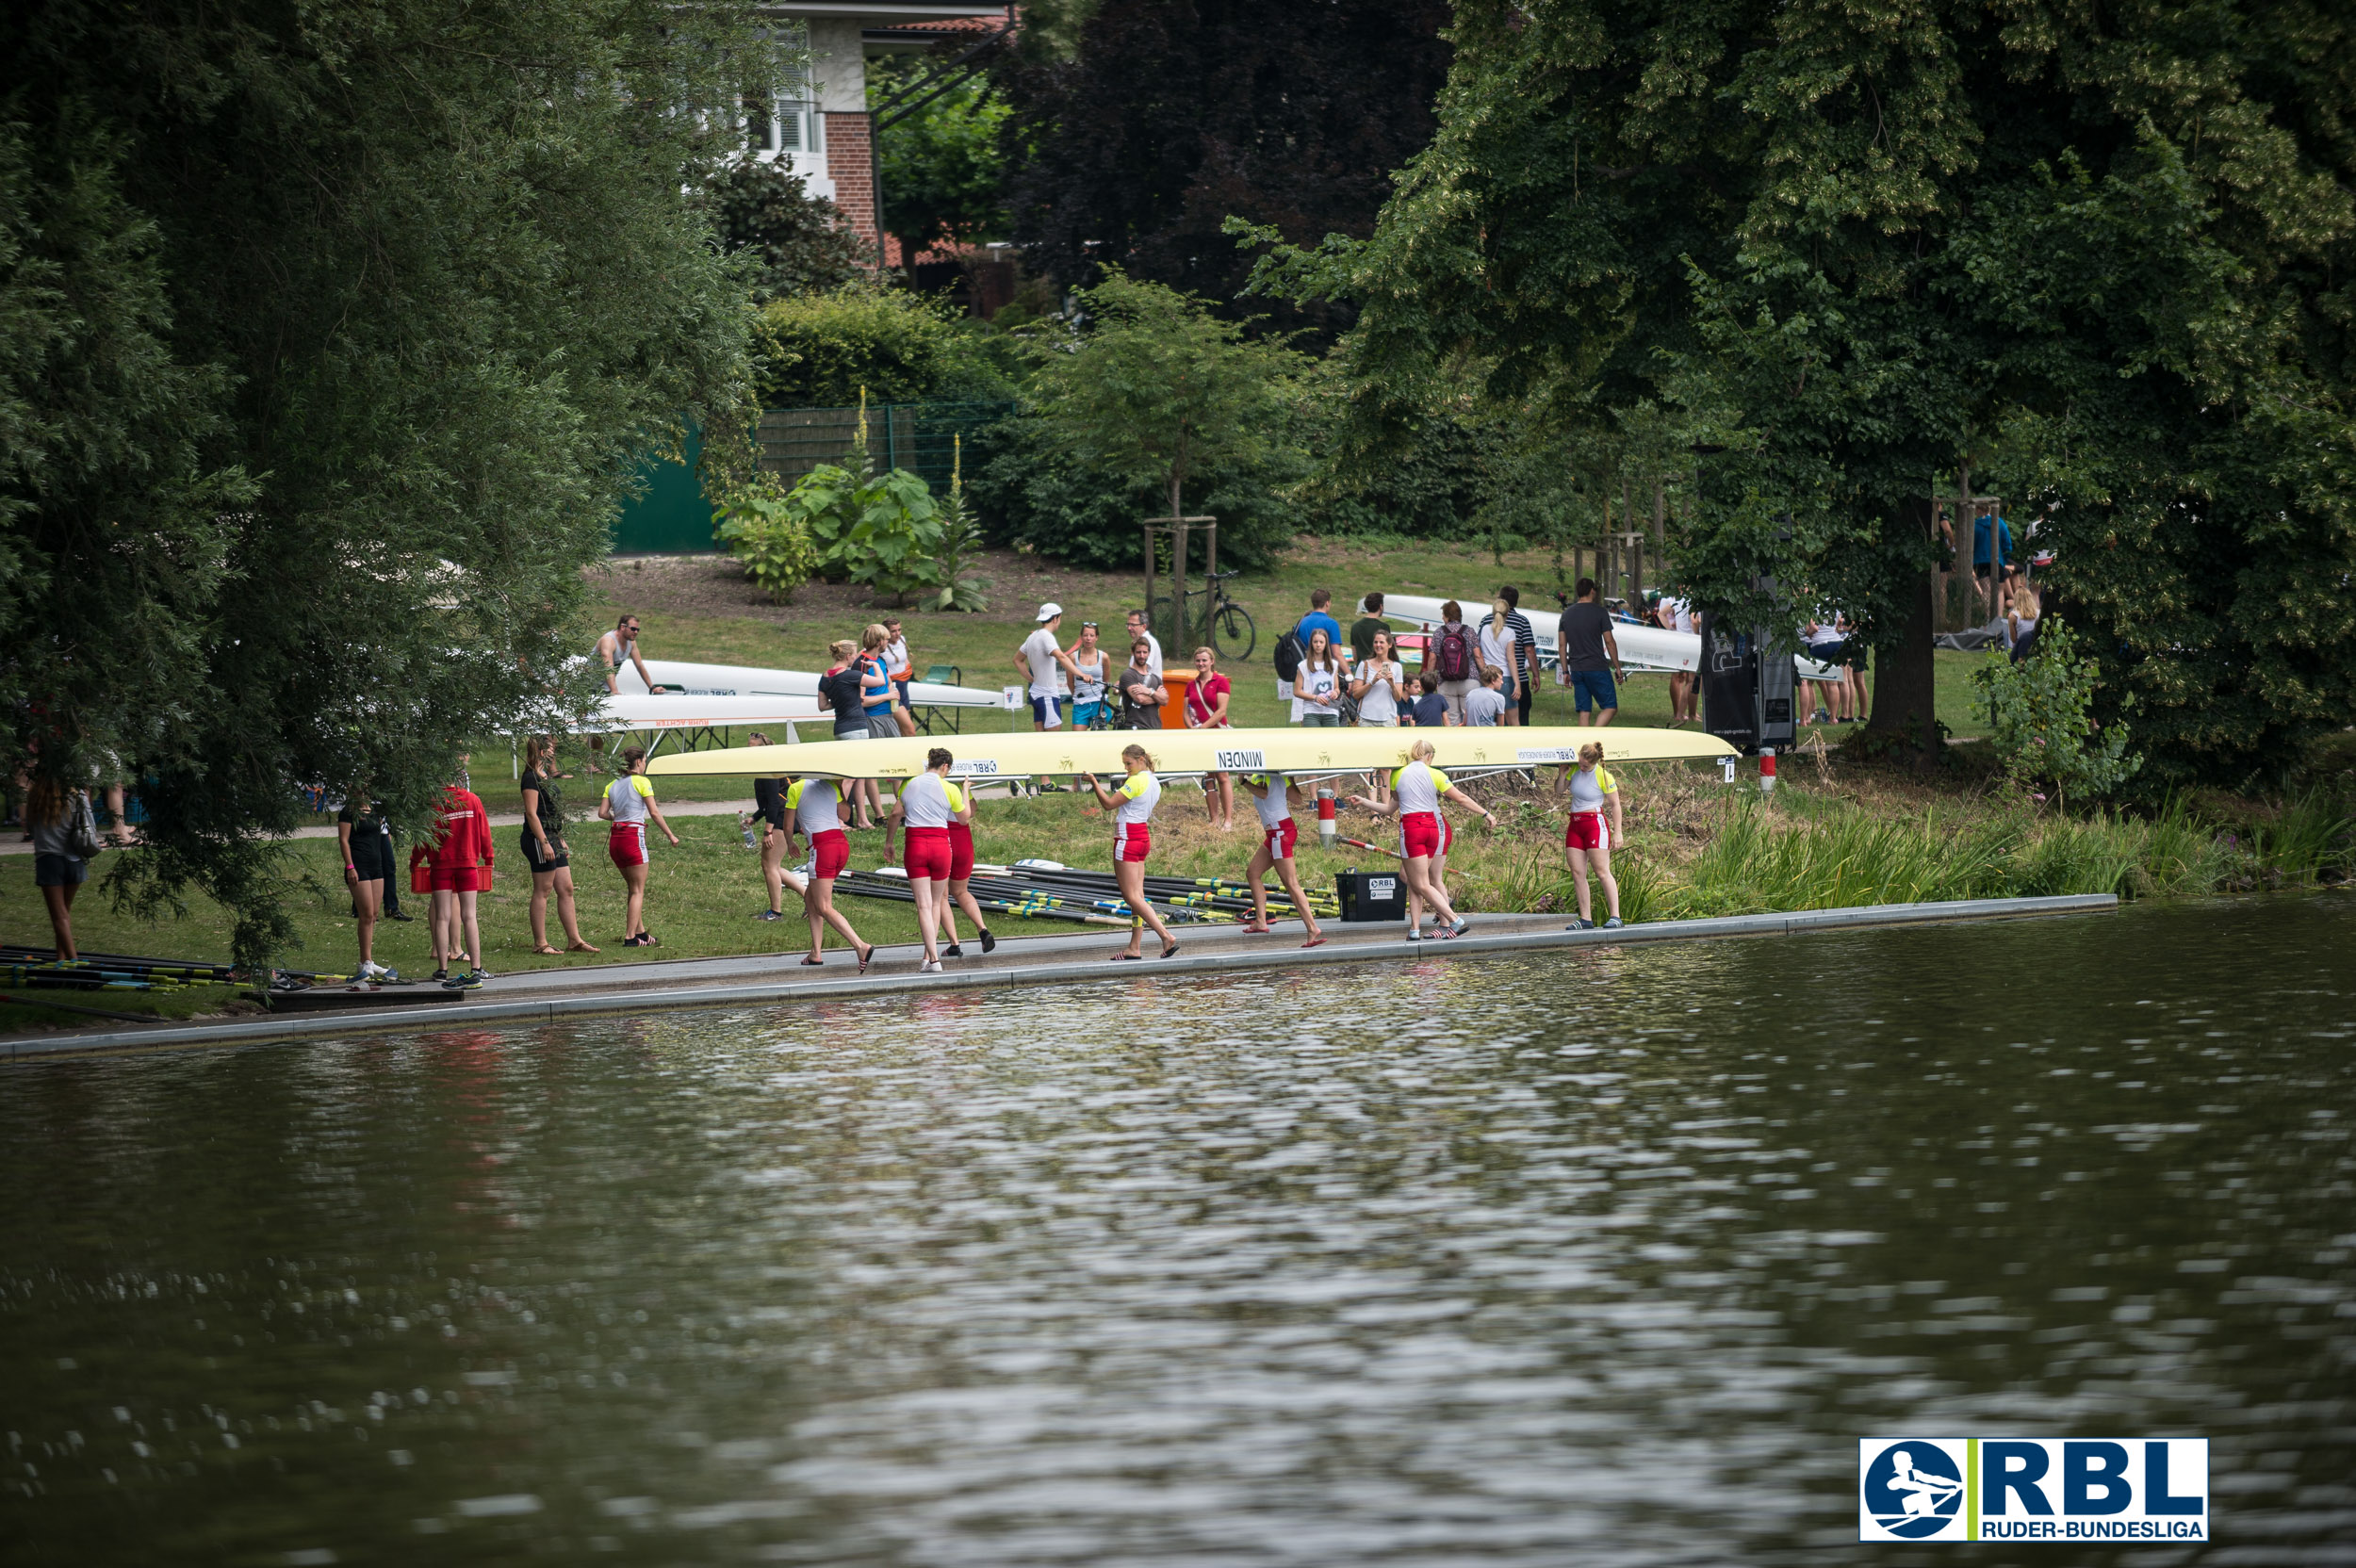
[3, 898, 2351, 1565]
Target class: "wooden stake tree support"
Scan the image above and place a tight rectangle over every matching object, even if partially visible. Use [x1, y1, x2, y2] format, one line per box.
[1141, 514, 1218, 655]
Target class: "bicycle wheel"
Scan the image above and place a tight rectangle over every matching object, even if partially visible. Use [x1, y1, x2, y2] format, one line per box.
[1213, 602, 1256, 663]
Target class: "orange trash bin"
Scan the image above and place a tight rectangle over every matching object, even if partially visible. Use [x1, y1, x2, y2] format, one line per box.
[1159, 668, 1197, 730]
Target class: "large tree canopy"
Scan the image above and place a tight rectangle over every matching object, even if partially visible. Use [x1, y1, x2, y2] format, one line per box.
[0, 0, 766, 962]
[997, 0, 1453, 335]
[1252, 0, 2356, 783]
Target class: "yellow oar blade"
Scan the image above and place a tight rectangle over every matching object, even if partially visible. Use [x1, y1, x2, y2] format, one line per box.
[644, 725, 1737, 780]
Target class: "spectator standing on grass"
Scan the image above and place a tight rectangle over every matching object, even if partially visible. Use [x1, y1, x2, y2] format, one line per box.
[2006, 582, 2042, 662]
[1065, 621, 1110, 728]
[1973, 509, 2013, 611]
[1557, 578, 1623, 728]
[520, 735, 596, 956]
[749, 736, 798, 923]
[1658, 592, 1697, 727]
[1117, 638, 1165, 728]
[598, 744, 678, 950]
[337, 786, 397, 978]
[1352, 629, 1408, 727]
[1017, 604, 1077, 733]
[1295, 590, 1343, 662]
[1186, 646, 1236, 831]
[1430, 600, 1480, 724]
[881, 616, 917, 737]
[1480, 598, 1522, 727]
[1293, 629, 1345, 727]
[1125, 610, 1164, 677]
[1407, 671, 1451, 728]
[594, 613, 656, 694]
[1350, 594, 1390, 662]
[1498, 587, 1538, 726]
[1464, 665, 1509, 727]
[859, 624, 899, 738]
[1803, 612, 1851, 725]
[25, 776, 91, 962]
[817, 638, 882, 830]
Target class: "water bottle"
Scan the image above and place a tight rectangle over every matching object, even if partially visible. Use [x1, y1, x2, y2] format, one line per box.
[739, 813, 759, 850]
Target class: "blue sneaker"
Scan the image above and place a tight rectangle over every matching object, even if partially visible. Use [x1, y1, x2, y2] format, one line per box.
[1603, 916, 1623, 929]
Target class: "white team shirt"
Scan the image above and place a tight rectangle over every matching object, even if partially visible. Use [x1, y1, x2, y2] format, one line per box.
[786, 777, 842, 836]
[605, 774, 652, 825]
[1249, 775, 1293, 829]
[1390, 761, 1448, 816]
[900, 772, 954, 829]
[1114, 770, 1160, 827]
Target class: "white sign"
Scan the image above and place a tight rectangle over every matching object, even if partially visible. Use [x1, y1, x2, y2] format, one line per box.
[1000, 685, 1026, 710]
[1517, 746, 1579, 763]
[948, 759, 1001, 777]
[1214, 749, 1268, 771]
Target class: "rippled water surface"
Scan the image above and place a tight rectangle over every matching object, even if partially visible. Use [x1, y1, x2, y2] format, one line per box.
[4, 898, 2353, 1565]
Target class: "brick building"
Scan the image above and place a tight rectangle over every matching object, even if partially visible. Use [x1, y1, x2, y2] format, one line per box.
[744, 4, 1014, 262]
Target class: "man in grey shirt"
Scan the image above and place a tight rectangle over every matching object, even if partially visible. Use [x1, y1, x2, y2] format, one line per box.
[1556, 577, 1624, 726]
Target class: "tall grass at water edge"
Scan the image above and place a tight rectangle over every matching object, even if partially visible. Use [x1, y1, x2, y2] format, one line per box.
[1647, 792, 2351, 918]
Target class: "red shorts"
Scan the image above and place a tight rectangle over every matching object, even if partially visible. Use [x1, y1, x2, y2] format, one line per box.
[1116, 823, 1152, 863]
[948, 824, 975, 882]
[1263, 816, 1298, 859]
[608, 823, 646, 869]
[810, 828, 849, 880]
[905, 826, 952, 880]
[1565, 812, 1606, 852]
[1400, 811, 1442, 859]
[430, 864, 483, 893]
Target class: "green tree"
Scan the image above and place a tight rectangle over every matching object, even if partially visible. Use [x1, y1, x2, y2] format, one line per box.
[699, 157, 869, 300]
[1975, 621, 2140, 807]
[1, 0, 763, 965]
[1030, 271, 1303, 523]
[872, 63, 1013, 263]
[1243, 0, 2356, 783]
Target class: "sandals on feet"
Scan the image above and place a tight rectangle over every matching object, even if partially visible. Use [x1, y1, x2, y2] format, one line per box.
[1301, 936, 1327, 950]
[799, 956, 825, 967]
[532, 944, 562, 956]
[856, 944, 875, 974]
[1158, 942, 1181, 959]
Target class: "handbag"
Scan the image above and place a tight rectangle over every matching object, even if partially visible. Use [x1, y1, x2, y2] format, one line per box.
[66, 792, 106, 859]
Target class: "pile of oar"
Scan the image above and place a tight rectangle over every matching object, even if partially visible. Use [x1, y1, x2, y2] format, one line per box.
[833, 859, 1336, 928]
[0, 946, 236, 992]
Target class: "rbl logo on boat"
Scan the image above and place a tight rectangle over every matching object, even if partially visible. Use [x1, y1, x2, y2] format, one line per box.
[1857, 1438, 2207, 1542]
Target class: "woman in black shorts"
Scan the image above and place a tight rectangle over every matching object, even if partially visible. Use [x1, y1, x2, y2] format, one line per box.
[521, 735, 596, 955]
[337, 786, 399, 979]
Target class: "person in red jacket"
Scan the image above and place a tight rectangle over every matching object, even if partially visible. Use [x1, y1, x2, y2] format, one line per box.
[427, 761, 495, 985]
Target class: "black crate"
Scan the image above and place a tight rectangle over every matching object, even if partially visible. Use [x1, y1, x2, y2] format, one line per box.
[1334, 870, 1407, 923]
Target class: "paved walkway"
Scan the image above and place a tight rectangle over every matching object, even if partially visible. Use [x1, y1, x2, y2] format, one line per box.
[2, 894, 2118, 1060]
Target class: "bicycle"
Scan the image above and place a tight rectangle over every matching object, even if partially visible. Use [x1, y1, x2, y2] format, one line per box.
[1148, 568, 1257, 663]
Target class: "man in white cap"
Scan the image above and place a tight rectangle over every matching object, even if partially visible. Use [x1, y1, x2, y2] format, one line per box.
[1015, 603, 1080, 792]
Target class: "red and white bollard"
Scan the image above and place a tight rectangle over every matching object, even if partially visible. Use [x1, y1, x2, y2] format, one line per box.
[1759, 746, 1778, 794]
[1317, 786, 1338, 848]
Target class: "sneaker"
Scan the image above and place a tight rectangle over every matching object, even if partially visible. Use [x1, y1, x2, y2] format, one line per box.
[1603, 916, 1623, 929]
[978, 929, 996, 954]
[1579, 919, 1596, 930]
[753, 908, 784, 922]
[1406, 928, 1423, 943]
[942, 943, 963, 958]
[920, 958, 942, 974]
[385, 910, 415, 923]
[359, 960, 389, 980]
[432, 968, 449, 981]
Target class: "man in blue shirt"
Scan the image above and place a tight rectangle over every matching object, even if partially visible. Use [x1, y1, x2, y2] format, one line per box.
[1295, 589, 1342, 657]
[1972, 511, 2013, 611]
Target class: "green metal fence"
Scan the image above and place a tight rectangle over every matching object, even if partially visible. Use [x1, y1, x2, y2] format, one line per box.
[756, 400, 1015, 493]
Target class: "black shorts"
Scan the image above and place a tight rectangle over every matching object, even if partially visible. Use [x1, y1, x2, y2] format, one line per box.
[34, 853, 88, 889]
[350, 838, 394, 883]
[520, 831, 568, 873]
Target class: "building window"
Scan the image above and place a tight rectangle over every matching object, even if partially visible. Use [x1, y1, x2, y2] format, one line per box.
[746, 24, 816, 158]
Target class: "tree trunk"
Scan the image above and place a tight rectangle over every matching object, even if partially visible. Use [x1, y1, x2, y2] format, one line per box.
[1871, 496, 1941, 772]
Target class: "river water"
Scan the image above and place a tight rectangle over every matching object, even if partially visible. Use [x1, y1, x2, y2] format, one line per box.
[3, 898, 2350, 1565]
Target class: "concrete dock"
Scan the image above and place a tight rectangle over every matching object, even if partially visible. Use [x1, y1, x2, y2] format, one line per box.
[1, 893, 2118, 1061]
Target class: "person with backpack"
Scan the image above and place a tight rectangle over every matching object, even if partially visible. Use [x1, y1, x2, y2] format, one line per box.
[1430, 599, 1481, 725]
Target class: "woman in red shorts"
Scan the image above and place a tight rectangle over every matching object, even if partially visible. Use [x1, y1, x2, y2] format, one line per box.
[1082, 742, 1179, 960]
[1351, 737, 1494, 941]
[934, 776, 996, 957]
[597, 745, 679, 948]
[897, 748, 957, 973]
[1561, 740, 1626, 929]
[782, 769, 873, 971]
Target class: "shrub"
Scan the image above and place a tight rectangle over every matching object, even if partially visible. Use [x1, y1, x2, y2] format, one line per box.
[698, 157, 867, 301]
[712, 478, 822, 604]
[1974, 619, 2141, 805]
[755, 288, 958, 406]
